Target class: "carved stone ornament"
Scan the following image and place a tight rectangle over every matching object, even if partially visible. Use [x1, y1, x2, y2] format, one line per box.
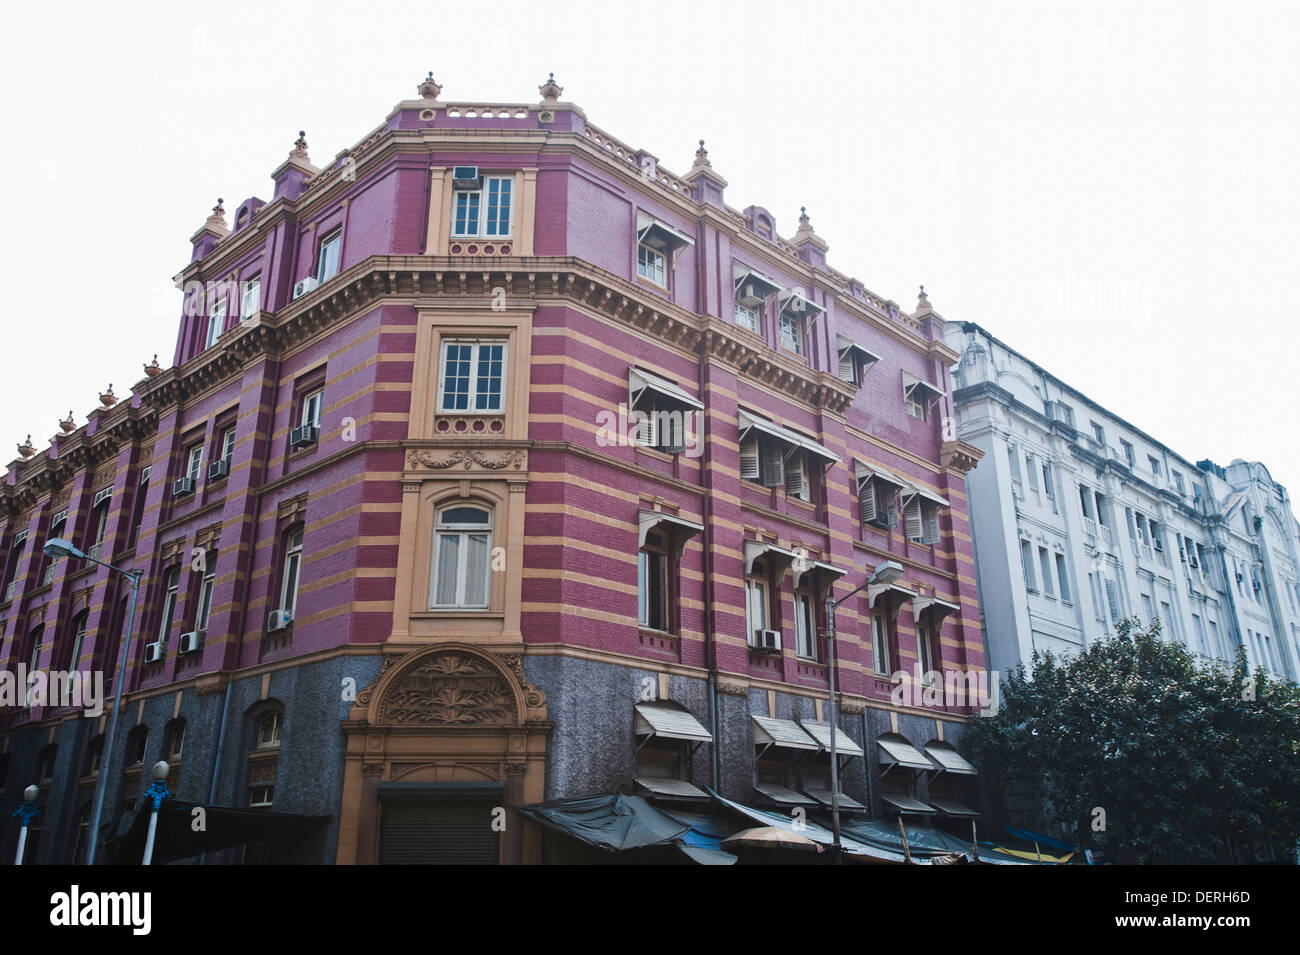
[716, 679, 750, 698]
[380, 651, 518, 725]
[408, 448, 525, 471]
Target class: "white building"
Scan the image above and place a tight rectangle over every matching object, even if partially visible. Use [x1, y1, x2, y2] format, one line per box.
[945, 321, 1300, 683]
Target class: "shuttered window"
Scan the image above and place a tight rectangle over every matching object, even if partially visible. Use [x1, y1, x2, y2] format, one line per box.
[905, 496, 924, 542]
[1105, 579, 1121, 623]
[378, 797, 500, 865]
[784, 452, 808, 501]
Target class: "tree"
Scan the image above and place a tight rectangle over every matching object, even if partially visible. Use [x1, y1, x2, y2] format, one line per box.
[967, 618, 1300, 863]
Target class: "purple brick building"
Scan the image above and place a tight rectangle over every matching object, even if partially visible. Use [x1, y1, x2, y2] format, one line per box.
[0, 73, 986, 864]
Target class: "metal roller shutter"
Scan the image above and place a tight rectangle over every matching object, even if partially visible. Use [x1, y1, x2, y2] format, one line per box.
[378, 798, 500, 865]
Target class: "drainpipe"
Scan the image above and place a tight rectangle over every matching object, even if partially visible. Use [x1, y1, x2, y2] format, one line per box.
[699, 329, 720, 792]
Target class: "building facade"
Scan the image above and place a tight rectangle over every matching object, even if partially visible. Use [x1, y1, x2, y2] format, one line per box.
[946, 321, 1300, 684]
[0, 74, 988, 865]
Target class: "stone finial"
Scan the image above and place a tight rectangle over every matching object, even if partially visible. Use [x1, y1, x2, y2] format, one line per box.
[539, 72, 563, 104]
[59, 411, 75, 434]
[99, 385, 117, 408]
[18, 435, 35, 458]
[692, 139, 711, 168]
[794, 206, 815, 238]
[204, 197, 228, 235]
[290, 130, 310, 162]
[418, 71, 442, 100]
[917, 285, 931, 310]
[144, 354, 162, 378]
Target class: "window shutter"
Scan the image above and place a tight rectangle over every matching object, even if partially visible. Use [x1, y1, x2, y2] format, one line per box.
[923, 503, 940, 545]
[1026, 454, 1039, 489]
[740, 435, 760, 480]
[905, 496, 924, 541]
[838, 350, 856, 382]
[1042, 463, 1054, 497]
[1105, 579, 1121, 623]
[1007, 444, 1022, 481]
[761, 445, 784, 488]
[886, 490, 898, 528]
[784, 452, 808, 499]
[859, 478, 877, 523]
[633, 406, 657, 448]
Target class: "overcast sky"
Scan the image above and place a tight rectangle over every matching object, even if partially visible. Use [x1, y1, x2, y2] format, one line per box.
[2, 0, 1297, 498]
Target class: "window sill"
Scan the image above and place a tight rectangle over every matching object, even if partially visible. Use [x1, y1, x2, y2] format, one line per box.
[635, 276, 670, 294]
[414, 609, 503, 618]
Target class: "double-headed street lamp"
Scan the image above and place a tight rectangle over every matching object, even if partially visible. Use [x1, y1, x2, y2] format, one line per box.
[42, 536, 142, 866]
[823, 559, 904, 860]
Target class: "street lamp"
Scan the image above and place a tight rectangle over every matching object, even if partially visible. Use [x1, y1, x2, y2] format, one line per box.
[141, 760, 171, 865]
[824, 560, 904, 859]
[12, 784, 40, 864]
[42, 537, 143, 866]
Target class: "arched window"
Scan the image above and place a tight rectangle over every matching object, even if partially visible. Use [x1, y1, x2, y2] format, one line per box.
[431, 505, 492, 608]
[256, 711, 282, 749]
[279, 526, 304, 617]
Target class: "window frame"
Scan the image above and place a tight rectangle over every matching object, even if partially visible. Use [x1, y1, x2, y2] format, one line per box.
[186, 444, 204, 482]
[872, 613, 891, 675]
[794, 587, 817, 660]
[240, 275, 261, 318]
[430, 504, 493, 610]
[452, 175, 514, 239]
[280, 527, 303, 617]
[157, 565, 181, 646]
[637, 243, 667, 287]
[778, 311, 804, 356]
[316, 231, 342, 282]
[206, 296, 227, 349]
[300, 389, 323, 429]
[437, 339, 508, 415]
[638, 530, 670, 632]
[745, 565, 769, 645]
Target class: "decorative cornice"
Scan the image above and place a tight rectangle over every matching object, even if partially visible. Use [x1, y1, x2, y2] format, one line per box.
[940, 440, 983, 475]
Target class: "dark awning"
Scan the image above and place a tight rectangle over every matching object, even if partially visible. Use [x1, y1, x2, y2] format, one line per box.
[105, 798, 328, 865]
[515, 793, 689, 852]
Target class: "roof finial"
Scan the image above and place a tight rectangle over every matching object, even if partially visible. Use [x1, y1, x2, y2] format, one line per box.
[290, 130, 310, 162]
[693, 139, 711, 167]
[917, 284, 930, 308]
[59, 411, 75, 434]
[539, 72, 563, 104]
[99, 384, 117, 408]
[418, 71, 442, 100]
[18, 435, 35, 459]
[205, 198, 228, 234]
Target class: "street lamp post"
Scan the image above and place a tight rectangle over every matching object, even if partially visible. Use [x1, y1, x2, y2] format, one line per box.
[42, 537, 143, 866]
[12, 784, 40, 864]
[141, 760, 170, 865]
[823, 560, 904, 861]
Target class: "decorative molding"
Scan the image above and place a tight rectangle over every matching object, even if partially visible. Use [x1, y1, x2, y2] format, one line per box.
[407, 448, 526, 471]
[380, 650, 518, 725]
[716, 679, 750, 698]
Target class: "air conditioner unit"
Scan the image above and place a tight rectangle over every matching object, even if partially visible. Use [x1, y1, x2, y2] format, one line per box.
[289, 425, 319, 449]
[754, 629, 781, 652]
[207, 459, 229, 480]
[268, 609, 294, 633]
[292, 276, 320, 300]
[452, 165, 481, 188]
[178, 631, 202, 654]
[143, 640, 165, 664]
[172, 477, 195, 497]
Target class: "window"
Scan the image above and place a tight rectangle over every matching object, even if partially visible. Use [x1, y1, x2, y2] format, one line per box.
[241, 276, 261, 317]
[916, 620, 933, 678]
[1020, 540, 1037, 592]
[256, 711, 282, 749]
[439, 340, 506, 413]
[1056, 553, 1071, 602]
[157, 566, 180, 645]
[127, 726, 148, 766]
[1039, 547, 1054, 597]
[206, 296, 226, 349]
[904, 495, 941, 545]
[88, 496, 110, 555]
[453, 175, 513, 237]
[905, 390, 926, 420]
[1042, 462, 1054, 499]
[1191, 614, 1206, 655]
[280, 527, 303, 616]
[1141, 593, 1155, 623]
[218, 427, 236, 467]
[83, 736, 104, 777]
[195, 556, 216, 632]
[301, 389, 323, 429]
[186, 445, 203, 483]
[858, 476, 900, 530]
[745, 569, 768, 645]
[1160, 601, 1175, 640]
[1173, 471, 1185, 494]
[431, 505, 492, 608]
[1120, 440, 1135, 468]
[250, 785, 274, 809]
[166, 720, 186, 760]
[317, 231, 342, 281]
[735, 302, 760, 334]
[784, 450, 812, 502]
[872, 614, 891, 675]
[1091, 421, 1106, 445]
[1025, 452, 1039, 491]
[28, 625, 45, 673]
[638, 531, 669, 632]
[68, 611, 88, 669]
[637, 243, 666, 286]
[794, 588, 816, 659]
[1148, 455, 1161, 476]
[778, 312, 803, 355]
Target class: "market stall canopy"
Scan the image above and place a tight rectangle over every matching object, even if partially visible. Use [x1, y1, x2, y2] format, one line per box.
[516, 793, 689, 852]
[105, 799, 327, 865]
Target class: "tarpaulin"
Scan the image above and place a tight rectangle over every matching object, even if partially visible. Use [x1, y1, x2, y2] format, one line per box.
[515, 793, 690, 852]
[105, 798, 328, 864]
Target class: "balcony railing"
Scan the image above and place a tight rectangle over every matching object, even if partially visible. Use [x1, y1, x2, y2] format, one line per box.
[1083, 517, 1098, 538]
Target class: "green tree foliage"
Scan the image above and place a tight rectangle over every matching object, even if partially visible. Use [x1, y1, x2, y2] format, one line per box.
[967, 618, 1300, 863]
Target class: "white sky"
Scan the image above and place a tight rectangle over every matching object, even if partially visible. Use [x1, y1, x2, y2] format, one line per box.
[2, 0, 1297, 496]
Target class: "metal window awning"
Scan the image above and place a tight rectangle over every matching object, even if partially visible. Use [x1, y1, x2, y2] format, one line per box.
[93, 486, 114, 506]
[913, 596, 961, 627]
[751, 714, 819, 753]
[902, 372, 945, 406]
[637, 212, 695, 251]
[926, 797, 980, 819]
[738, 410, 840, 466]
[804, 789, 868, 812]
[901, 485, 950, 508]
[837, 336, 882, 367]
[744, 540, 800, 577]
[628, 366, 703, 410]
[792, 559, 846, 591]
[778, 287, 825, 318]
[634, 777, 709, 801]
[880, 793, 937, 815]
[638, 509, 704, 558]
[854, 459, 913, 491]
[634, 701, 713, 744]
[733, 262, 783, 303]
[868, 582, 917, 608]
[877, 733, 933, 771]
[798, 720, 865, 758]
[754, 783, 819, 807]
[924, 742, 978, 776]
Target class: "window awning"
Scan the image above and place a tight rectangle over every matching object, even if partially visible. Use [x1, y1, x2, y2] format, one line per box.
[638, 509, 704, 558]
[877, 733, 933, 771]
[868, 582, 917, 608]
[854, 459, 913, 491]
[733, 262, 783, 304]
[738, 410, 840, 466]
[902, 485, 950, 508]
[805, 789, 868, 812]
[923, 741, 978, 775]
[792, 559, 846, 591]
[902, 372, 945, 405]
[754, 783, 819, 806]
[837, 336, 882, 368]
[751, 714, 819, 752]
[634, 701, 713, 743]
[927, 797, 980, 819]
[637, 212, 694, 251]
[634, 777, 709, 801]
[913, 596, 961, 627]
[744, 540, 800, 576]
[880, 793, 937, 815]
[778, 287, 825, 318]
[798, 720, 865, 758]
[628, 366, 703, 411]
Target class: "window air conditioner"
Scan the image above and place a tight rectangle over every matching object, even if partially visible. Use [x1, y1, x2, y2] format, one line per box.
[208, 459, 229, 480]
[178, 631, 202, 655]
[289, 425, 319, 449]
[293, 276, 320, 300]
[143, 640, 165, 664]
[452, 166, 481, 189]
[268, 609, 294, 633]
[172, 477, 195, 497]
[754, 629, 781, 652]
